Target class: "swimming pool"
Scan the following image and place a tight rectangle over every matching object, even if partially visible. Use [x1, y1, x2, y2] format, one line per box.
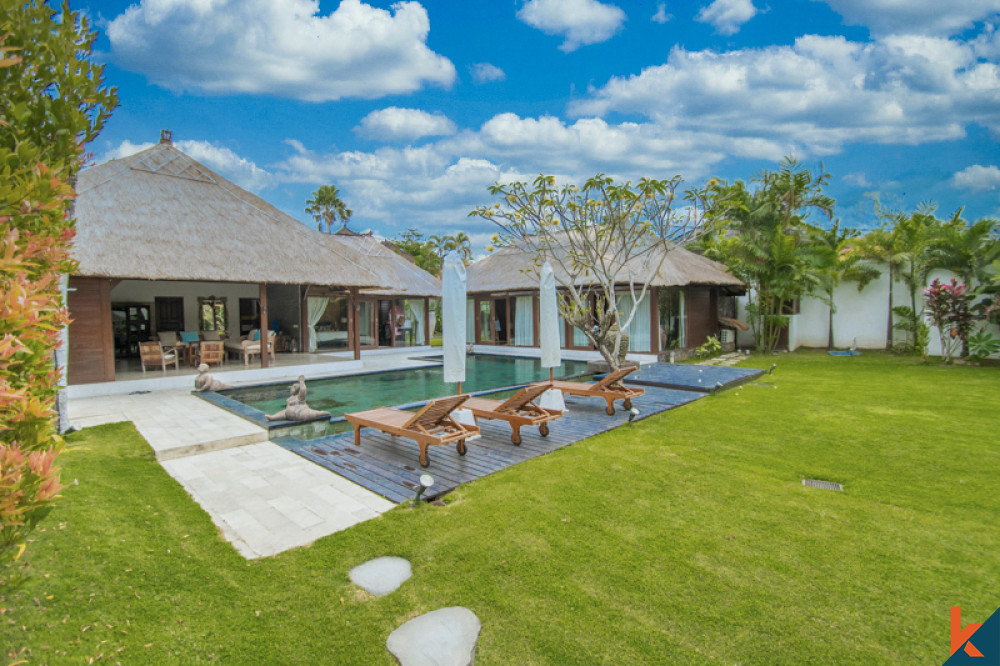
[216, 355, 592, 424]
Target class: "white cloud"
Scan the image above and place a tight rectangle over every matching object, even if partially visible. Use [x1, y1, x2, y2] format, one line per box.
[570, 33, 1000, 155]
[814, 0, 1000, 37]
[843, 172, 870, 187]
[100, 139, 274, 191]
[470, 62, 506, 83]
[356, 107, 457, 141]
[696, 0, 757, 36]
[106, 0, 455, 101]
[652, 3, 672, 24]
[953, 164, 1000, 190]
[516, 0, 626, 52]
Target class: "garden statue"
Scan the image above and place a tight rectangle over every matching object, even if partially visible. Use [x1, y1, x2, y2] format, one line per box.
[194, 364, 231, 392]
[266, 375, 331, 421]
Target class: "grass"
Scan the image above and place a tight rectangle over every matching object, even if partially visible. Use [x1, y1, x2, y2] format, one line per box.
[4, 351, 999, 663]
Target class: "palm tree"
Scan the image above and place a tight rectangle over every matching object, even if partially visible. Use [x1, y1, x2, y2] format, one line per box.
[305, 185, 352, 234]
[926, 212, 999, 287]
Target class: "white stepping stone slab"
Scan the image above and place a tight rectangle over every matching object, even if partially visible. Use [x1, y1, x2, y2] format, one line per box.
[387, 606, 481, 666]
[349, 556, 411, 596]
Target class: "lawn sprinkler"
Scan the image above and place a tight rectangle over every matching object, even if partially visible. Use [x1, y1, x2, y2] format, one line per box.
[414, 474, 434, 503]
[628, 407, 640, 423]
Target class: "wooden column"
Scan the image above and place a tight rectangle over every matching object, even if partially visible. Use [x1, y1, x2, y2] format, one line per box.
[349, 287, 361, 360]
[258, 283, 269, 368]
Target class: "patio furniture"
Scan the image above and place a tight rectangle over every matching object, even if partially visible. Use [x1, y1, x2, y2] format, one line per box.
[225, 329, 276, 365]
[200, 330, 222, 342]
[156, 331, 184, 357]
[533, 365, 645, 416]
[463, 383, 562, 445]
[344, 394, 479, 468]
[197, 340, 225, 367]
[138, 341, 179, 373]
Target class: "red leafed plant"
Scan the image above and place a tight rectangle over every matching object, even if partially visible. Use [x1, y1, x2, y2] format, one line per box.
[1, 1, 117, 574]
[923, 278, 976, 364]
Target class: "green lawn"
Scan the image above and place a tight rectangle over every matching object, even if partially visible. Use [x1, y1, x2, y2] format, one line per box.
[4, 351, 999, 663]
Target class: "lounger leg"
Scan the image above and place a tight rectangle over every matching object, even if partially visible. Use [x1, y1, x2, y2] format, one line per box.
[456, 439, 466, 456]
[353, 425, 361, 446]
[605, 398, 615, 416]
[624, 398, 632, 410]
[539, 422, 549, 437]
[510, 425, 521, 446]
[419, 444, 429, 468]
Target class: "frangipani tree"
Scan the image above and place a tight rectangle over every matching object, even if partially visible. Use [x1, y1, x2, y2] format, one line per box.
[470, 174, 704, 369]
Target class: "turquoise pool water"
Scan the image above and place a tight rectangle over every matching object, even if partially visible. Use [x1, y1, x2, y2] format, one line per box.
[219, 355, 591, 419]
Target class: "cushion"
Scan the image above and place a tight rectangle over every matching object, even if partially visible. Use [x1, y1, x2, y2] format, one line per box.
[251, 329, 260, 341]
[180, 331, 200, 343]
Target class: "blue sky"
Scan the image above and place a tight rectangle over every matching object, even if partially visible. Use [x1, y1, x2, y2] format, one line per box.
[79, 0, 1000, 253]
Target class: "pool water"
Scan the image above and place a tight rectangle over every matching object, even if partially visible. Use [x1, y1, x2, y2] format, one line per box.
[219, 355, 592, 419]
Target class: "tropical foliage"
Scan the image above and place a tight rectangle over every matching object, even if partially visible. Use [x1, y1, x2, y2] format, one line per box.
[305, 184, 351, 234]
[696, 157, 835, 352]
[0, 1, 116, 571]
[388, 228, 473, 275]
[923, 278, 976, 364]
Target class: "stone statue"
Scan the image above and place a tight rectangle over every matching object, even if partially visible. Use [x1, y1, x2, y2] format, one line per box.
[266, 375, 331, 421]
[194, 364, 231, 392]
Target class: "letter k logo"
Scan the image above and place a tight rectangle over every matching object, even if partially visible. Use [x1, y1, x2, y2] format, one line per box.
[953, 607, 985, 658]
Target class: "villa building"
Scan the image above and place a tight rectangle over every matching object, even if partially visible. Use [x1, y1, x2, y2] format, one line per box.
[465, 240, 746, 356]
[66, 132, 439, 385]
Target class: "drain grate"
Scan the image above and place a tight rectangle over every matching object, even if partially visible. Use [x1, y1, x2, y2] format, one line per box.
[803, 479, 843, 491]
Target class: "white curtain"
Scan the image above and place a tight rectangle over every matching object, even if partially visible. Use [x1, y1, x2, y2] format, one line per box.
[306, 296, 328, 352]
[619, 291, 651, 352]
[515, 296, 533, 346]
[465, 299, 476, 343]
[558, 313, 565, 347]
[405, 300, 425, 345]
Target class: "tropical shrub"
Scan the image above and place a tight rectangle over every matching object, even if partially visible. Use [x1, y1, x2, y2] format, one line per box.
[923, 279, 976, 364]
[695, 335, 722, 359]
[0, 1, 116, 572]
[967, 331, 1000, 363]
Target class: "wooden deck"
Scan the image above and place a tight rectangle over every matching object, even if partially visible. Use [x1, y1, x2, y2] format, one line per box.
[274, 386, 703, 503]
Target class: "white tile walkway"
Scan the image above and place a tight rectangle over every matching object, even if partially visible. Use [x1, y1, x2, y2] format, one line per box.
[66, 351, 441, 559]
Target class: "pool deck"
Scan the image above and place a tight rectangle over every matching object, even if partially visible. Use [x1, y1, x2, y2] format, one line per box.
[67, 352, 757, 559]
[278, 386, 704, 503]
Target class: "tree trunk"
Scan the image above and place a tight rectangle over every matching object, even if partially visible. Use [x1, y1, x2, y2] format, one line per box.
[885, 266, 894, 351]
[827, 290, 834, 350]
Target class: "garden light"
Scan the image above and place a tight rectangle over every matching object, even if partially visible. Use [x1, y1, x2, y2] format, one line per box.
[415, 474, 434, 502]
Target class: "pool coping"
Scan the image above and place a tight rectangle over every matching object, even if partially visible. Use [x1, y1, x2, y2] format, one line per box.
[194, 356, 591, 433]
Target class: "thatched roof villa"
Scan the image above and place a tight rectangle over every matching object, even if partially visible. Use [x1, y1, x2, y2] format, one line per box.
[67, 132, 439, 385]
[465, 238, 745, 356]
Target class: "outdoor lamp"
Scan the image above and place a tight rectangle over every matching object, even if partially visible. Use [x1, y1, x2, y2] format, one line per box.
[628, 407, 640, 423]
[415, 474, 434, 502]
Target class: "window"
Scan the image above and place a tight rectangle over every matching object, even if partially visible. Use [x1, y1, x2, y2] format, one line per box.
[198, 296, 227, 332]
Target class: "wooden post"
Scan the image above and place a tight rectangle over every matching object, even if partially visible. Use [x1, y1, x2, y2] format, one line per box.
[349, 287, 361, 360]
[259, 283, 269, 368]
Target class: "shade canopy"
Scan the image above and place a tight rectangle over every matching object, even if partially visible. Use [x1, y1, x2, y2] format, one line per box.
[442, 251, 466, 385]
[539, 261, 561, 369]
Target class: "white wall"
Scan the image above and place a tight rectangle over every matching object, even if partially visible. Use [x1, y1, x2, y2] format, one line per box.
[111, 279, 260, 340]
[734, 265, 999, 357]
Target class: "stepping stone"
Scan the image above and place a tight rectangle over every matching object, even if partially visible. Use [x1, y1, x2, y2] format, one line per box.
[349, 556, 411, 596]
[387, 606, 481, 666]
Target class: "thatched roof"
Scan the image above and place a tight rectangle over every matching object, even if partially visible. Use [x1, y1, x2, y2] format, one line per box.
[467, 236, 745, 293]
[73, 141, 438, 295]
[328, 234, 441, 297]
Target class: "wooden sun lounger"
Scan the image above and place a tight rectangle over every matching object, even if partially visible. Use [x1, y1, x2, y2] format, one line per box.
[463, 383, 563, 445]
[344, 394, 479, 468]
[533, 365, 645, 416]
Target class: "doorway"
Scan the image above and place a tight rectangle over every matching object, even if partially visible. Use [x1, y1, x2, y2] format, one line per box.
[154, 297, 184, 332]
[493, 298, 508, 344]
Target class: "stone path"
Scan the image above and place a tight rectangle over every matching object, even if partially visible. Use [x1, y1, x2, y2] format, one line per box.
[700, 352, 751, 366]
